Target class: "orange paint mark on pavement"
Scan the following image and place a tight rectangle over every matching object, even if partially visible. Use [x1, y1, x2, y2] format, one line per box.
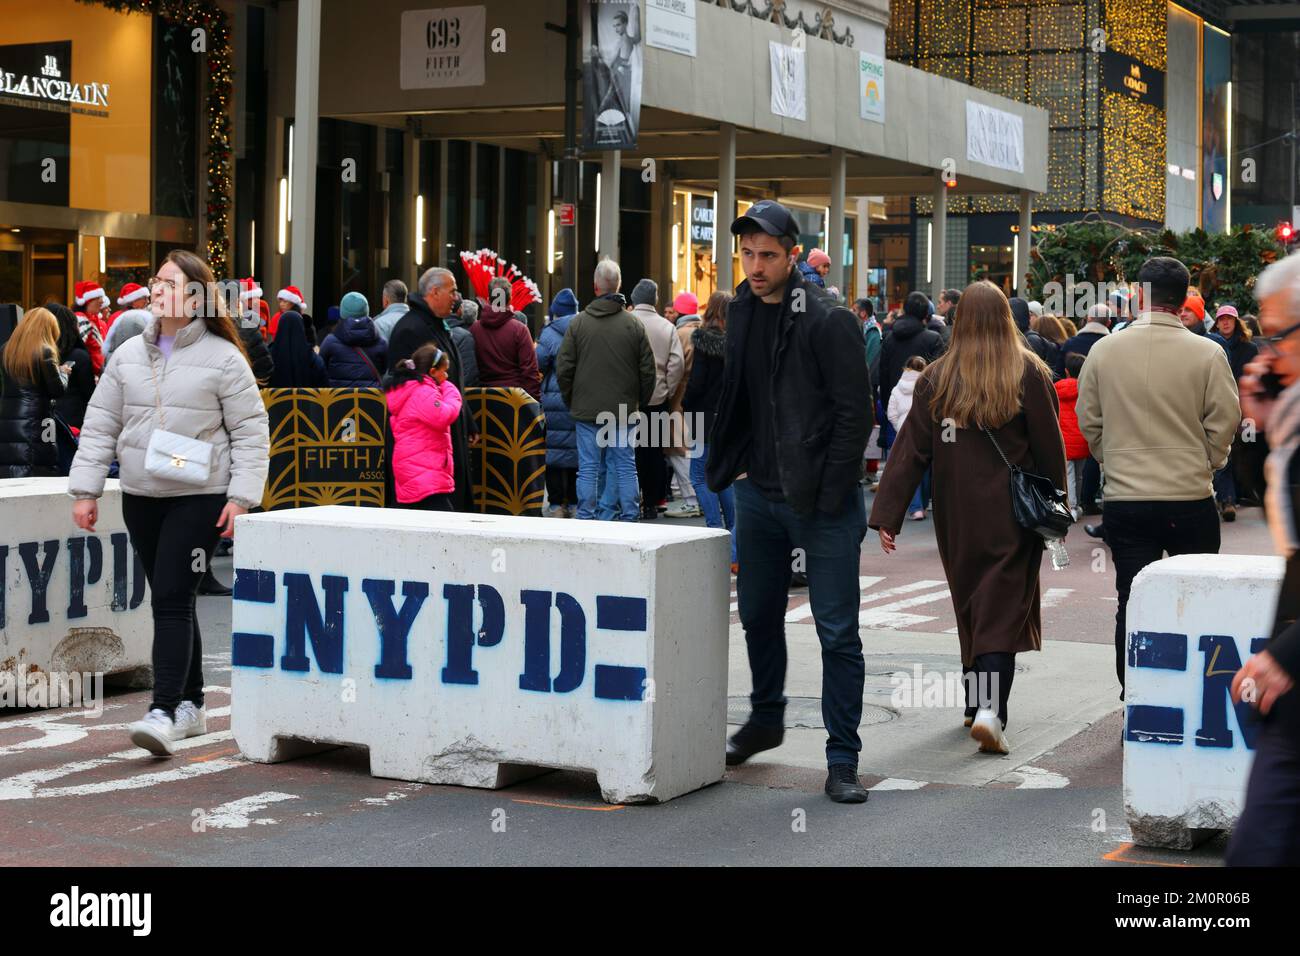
[189, 747, 239, 763]
[511, 798, 625, 812]
[1103, 842, 1194, 867]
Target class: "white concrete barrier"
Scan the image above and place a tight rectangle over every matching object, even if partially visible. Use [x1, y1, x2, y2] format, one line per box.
[230, 506, 730, 803]
[1, 478, 153, 703]
[1123, 553, 1283, 848]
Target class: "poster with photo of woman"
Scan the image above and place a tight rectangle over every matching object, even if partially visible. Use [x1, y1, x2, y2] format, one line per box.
[582, 0, 642, 150]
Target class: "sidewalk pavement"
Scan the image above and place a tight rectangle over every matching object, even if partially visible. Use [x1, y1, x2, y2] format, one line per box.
[726, 623, 1121, 787]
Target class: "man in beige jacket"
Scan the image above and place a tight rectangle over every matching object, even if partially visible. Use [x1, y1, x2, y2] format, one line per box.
[629, 279, 684, 519]
[1077, 256, 1240, 696]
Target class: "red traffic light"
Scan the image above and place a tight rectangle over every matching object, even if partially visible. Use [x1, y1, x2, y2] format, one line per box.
[945, 177, 957, 188]
[1278, 222, 1295, 242]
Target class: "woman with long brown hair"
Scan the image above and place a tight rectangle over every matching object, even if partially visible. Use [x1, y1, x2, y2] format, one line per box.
[1031, 312, 1070, 346]
[68, 249, 269, 756]
[0, 307, 70, 477]
[870, 280, 1066, 755]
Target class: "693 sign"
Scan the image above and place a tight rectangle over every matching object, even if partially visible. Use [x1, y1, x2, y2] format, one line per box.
[400, 6, 486, 90]
[426, 14, 461, 51]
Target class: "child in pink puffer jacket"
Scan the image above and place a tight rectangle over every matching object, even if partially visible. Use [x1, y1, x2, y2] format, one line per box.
[385, 343, 462, 510]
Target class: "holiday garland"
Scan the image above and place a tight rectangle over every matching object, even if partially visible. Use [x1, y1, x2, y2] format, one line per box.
[1024, 214, 1285, 316]
[77, 0, 234, 278]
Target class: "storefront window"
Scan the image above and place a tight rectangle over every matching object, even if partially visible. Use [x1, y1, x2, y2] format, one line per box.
[153, 22, 198, 220]
[671, 189, 718, 301]
[443, 141, 468, 273]
[471, 143, 497, 251]
[970, 243, 1014, 295]
[0, 42, 71, 207]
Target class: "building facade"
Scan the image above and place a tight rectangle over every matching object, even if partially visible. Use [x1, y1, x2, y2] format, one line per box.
[0, 0, 203, 307]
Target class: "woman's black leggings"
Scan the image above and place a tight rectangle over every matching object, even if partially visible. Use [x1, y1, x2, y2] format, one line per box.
[122, 492, 225, 717]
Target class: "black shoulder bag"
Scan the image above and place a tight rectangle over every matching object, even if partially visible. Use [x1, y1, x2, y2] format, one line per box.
[983, 426, 1073, 540]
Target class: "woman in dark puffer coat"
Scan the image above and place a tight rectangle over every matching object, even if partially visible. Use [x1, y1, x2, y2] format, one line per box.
[536, 289, 579, 516]
[45, 302, 95, 431]
[319, 292, 388, 387]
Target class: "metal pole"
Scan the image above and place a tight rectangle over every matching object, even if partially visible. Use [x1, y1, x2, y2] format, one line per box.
[291, 0, 321, 305]
[563, 0, 580, 294]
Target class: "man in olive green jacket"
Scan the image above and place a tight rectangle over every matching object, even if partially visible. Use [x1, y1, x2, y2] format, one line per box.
[1076, 256, 1240, 696]
[556, 259, 656, 521]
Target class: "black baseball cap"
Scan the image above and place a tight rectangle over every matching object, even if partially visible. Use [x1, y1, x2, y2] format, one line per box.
[730, 200, 799, 244]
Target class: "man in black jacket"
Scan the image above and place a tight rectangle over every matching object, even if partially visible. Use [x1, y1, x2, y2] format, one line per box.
[706, 200, 873, 803]
[879, 291, 944, 421]
[387, 267, 480, 511]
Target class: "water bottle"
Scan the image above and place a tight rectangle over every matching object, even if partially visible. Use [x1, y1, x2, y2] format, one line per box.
[1046, 536, 1069, 571]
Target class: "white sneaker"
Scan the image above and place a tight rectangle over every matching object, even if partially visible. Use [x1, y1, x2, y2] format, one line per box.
[969, 708, 1010, 755]
[664, 501, 701, 518]
[128, 708, 179, 756]
[173, 700, 208, 739]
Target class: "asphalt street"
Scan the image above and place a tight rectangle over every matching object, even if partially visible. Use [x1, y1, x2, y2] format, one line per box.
[0, 496, 1273, 867]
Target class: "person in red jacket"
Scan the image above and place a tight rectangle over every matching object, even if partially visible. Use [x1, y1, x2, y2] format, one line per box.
[469, 276, 542, 399]
[73, 280, 108, 377]
[385, 344, 463, 511]
[1055, 351, 1090, 519]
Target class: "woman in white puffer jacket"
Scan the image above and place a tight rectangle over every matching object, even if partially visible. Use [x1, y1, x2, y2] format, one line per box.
[69, 249, 269, 756]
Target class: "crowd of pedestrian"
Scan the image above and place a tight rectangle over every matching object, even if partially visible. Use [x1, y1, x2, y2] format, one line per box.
[1, 204, 1298, 849]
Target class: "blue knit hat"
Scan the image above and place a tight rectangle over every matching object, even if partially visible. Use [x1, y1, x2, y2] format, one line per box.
[340, 291, 369, 320]
[550, 288, 578, 319]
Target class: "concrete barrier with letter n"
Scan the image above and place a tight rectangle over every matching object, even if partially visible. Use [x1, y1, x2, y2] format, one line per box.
[1123, 553, 1283, 848]
[230, 506, 730, 803]
[1, 477, 152, 702]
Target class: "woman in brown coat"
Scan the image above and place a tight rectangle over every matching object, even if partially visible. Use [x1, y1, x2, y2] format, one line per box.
[869, 280, 1066, 755]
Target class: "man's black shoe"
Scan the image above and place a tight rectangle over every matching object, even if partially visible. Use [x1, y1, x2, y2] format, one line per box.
[725, 722, 784, 766]
[790, 571, 808, 588]
[825, 764, 869, 804]
[1085, 523, 1105, 540]
[198, 570, 232, 596]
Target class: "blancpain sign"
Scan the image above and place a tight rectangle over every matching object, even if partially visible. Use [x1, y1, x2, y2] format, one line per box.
[0, 54, 110, 114]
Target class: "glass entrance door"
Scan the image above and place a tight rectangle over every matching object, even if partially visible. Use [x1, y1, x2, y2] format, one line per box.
[0, 229, 74, 307]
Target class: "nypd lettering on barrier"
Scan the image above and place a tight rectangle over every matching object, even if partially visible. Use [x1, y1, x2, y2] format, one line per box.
[1125, 630, 1266, 750]
[0, 534, 147, 630]
[232, 571, 649, 700]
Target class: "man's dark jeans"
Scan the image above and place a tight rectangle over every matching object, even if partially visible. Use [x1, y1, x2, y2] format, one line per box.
[734, 478, 868, 767]
[1105, 497, 1221, 691]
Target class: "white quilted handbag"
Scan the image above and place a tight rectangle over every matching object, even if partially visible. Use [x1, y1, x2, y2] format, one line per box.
[144, 350, 214, 485]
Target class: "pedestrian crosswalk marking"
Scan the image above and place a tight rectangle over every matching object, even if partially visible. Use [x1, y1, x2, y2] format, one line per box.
[784, 576, 887, 622]
[859, 588, 951, 628]
[1041, 588, 1074, 608]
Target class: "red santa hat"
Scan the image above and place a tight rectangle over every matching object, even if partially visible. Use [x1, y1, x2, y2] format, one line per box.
[116, 282, 149, 307]
[240, 278, 264, 300]
[75, 280, 108, 308]
[276, 285, 306, 310]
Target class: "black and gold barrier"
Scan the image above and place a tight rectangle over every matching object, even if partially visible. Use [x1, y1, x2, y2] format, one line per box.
[464, 387, 546, 516]
[260, 388, 388, 511]
[258, 386, 545, 515]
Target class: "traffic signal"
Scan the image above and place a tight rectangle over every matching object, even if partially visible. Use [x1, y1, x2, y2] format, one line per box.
[1278, 221, 1295, 244]
[945, 175, 957, 188]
